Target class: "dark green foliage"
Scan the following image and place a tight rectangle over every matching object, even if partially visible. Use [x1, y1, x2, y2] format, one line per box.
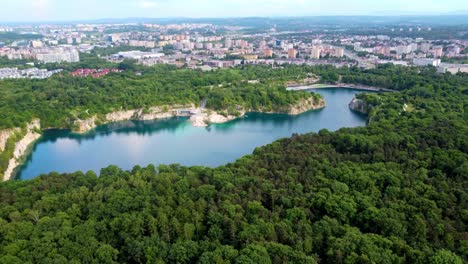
[0, 65, 466, 263]
[0, 32, 42, 43]
[0, 65, 317, 130]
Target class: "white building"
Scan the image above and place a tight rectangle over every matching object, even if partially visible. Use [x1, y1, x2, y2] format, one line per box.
[396, 45, 411, 55]
[31, 40, 43, 48]
[36, 49, 80, 63]
[116, 51, 164, 60]
[419, 43, 431, 52]
[413, 58, 441, 67]
[438, 64, 468, 74]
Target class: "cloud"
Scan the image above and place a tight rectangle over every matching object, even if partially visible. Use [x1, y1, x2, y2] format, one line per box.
[32, 0, 52, 9]
[139, 0, 158, 8]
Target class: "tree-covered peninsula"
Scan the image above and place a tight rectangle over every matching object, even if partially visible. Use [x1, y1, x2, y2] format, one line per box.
[0, 64, 466, 263]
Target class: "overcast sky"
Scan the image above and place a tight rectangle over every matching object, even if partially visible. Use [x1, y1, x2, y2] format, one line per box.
[1, 0, 467, 22]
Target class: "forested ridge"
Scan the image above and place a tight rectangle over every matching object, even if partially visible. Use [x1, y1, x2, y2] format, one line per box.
[0, 64, 319, 130]
[0, 65, 467, 263]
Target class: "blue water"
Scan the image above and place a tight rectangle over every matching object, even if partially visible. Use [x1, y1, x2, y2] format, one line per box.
[17, 88, 367, 179]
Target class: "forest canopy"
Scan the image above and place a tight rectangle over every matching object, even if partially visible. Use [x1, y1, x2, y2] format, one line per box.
[0, 64, 467, 263]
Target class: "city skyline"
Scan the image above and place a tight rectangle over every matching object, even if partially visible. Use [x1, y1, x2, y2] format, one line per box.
[1, 0, 468, 22]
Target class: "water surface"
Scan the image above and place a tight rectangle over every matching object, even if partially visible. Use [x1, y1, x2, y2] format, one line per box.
[17, 88, 367, 179]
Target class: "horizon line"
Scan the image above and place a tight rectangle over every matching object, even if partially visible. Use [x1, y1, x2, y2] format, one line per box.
[1, 13, 468, 25]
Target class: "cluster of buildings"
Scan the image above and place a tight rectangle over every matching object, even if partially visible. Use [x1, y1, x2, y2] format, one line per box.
[70, 68, 121, 78]
[353, 40, 448, 59]
[0, 22, 466, 74]
[35, 47, 80, 63]
[103, 32, 349, 69]
[0, 67, 62, 79]
[329, 34, 467, 72]
[0, 45, 80, 63]
[409, 58, 467, 74]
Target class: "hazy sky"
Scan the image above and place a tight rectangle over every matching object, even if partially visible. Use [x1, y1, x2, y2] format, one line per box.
[1, 0, 467, 22]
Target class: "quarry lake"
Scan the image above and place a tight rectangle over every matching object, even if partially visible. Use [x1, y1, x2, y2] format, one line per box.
[17, 88, 368, 180]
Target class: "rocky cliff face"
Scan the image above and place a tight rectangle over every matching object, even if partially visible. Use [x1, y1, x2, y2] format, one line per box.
[74, 117, 97, 133]
[190, 111, 241, 127]
[105, 110, 136, 122]
[348, 97, 371, 114]
[189, 96, 326, 127]
[288, 97, 326, 115]
[0, 128, 21, 152]
[75, 105, 195, 133]
[3, 119, 41, 181]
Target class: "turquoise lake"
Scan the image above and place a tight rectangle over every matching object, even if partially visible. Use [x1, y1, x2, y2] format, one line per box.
[17, 88, 368, 180]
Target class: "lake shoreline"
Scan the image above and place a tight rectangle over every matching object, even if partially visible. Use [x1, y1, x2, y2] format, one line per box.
[287, 83, 397, 92]
[2, 96, 326, 181]
[2, 120, 41, 181]
[73, 96, 326, 133]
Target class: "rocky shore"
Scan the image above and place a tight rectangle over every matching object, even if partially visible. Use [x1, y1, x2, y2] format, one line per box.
[190, 97, 325, 127]
[1, 96, 326, 180]
[189, 111, 243, 127]
[348, 97, 371, 114]
[2, 119, 41, 181]
[288, 97, 325, 115]
[73, 104, 195, 133]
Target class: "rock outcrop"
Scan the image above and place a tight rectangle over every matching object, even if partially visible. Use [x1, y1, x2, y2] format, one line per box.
[74, 105, 195, 133]
[74, 117, 97, 133]
[348, 97, 371, 114]
[0, 128, 21, 152]
[189, 96, 325, 127]
[3, 119, 41, 181]
[288, 97, 326, 115]
[190, 111, 241, 127]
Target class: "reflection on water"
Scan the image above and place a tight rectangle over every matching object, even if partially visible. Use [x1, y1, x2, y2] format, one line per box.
[40, 117, 191, 145]
[17, 88, 368, 180]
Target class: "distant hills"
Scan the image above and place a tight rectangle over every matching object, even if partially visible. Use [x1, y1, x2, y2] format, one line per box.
[2, 15, 468, 26]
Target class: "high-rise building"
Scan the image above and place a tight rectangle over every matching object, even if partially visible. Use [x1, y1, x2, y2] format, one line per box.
[276, 40, 282, 47]
[311, 46, 321, 59]
[419, 43, 431, 52]
[224, 37, 232, 49]
[433, 47, 443, 58]
[109, 34, 121, 43]
[184, 42, 194, 50]
[396, 45, 411, 55]
[263, 48, 273, 57]
[334, 47, 344, 58]
[288, 48, 297, 59]
[31, 40, 43, 48]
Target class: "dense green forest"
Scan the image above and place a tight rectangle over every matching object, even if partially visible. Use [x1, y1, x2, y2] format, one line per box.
[2, 61, 463, 131]
[0, 64, 466, 263]
[0, 32, 42, 44]
[0, 64, 320, 130]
